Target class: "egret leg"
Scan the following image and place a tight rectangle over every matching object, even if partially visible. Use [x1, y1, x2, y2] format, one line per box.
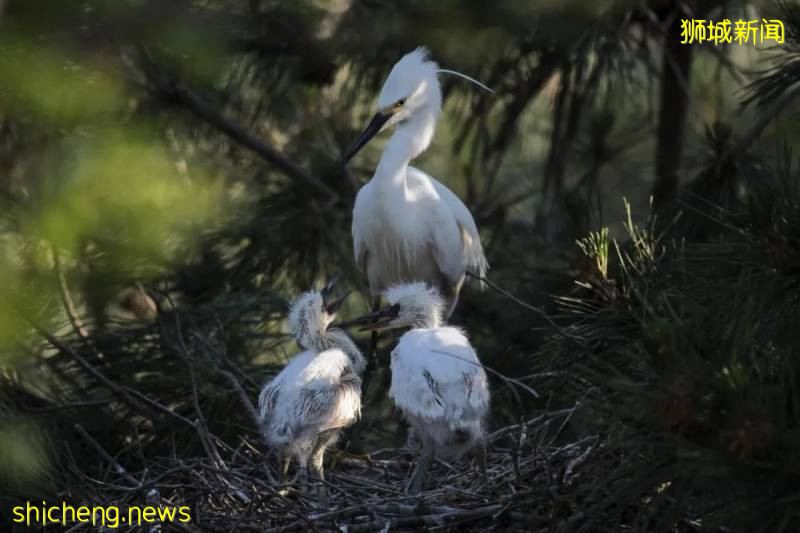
[370, 331, 378, 360]
[274, 451, 292, 496]
[298, 455, 309, 491]
[472, 439, 488, 486]
[309, 431, 338, 508]
[309, 451, 328, 508]
[403, 427, 420, 451]
[439, 273, 463, 319]
[278, 452, 291, 484]
[369, 294, 380, 358]
[361, 295, 382, 397]
[407, 434, 436, 495]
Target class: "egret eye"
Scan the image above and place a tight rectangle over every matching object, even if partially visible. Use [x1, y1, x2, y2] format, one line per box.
[395, 98, 406, 108]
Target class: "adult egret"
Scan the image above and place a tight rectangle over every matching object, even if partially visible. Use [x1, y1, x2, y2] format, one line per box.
[258, 275, 365, 506]
[353, 281, 490, 494]
[343, 47, 490, 317]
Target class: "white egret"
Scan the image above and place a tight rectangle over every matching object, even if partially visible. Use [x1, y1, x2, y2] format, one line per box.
[353, 281, 490, 494]
[343, 47, 490, 317]
[258, 275, 365, 506]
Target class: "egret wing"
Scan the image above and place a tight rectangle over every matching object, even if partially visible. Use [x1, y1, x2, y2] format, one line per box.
[405, 167, 467, 286]
[293, 349, 363, 431]
[429, 177, 489, 284]
[294, 372, 362, 431]
[390, 328, 489, 420]
[258, 380, 281, 418]
[258, 350, 315, 419]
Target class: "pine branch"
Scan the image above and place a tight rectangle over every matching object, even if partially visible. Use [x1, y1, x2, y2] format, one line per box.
[137, 51, 339, 201]
[25, 317, 160, 421]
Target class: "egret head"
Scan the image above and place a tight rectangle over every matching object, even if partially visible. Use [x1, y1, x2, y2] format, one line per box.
[377, 47, 443, 126]
[342, 47, 491, 164]
[342, 47, 440, 164]
[288, 273, 349, 348]
[354, 281, 445, 331]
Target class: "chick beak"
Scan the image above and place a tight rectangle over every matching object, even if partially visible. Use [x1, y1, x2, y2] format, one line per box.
[324, 291, 350, 315]
[319, 272, 341, 303]
[342, 111, 392, 165]
[342, 303, 401, 331]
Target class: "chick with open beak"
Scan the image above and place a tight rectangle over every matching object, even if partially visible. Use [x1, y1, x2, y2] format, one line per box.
[320, 272, 350, 318]
[258, 274, 365, 507]
[290, 272, 350, 350]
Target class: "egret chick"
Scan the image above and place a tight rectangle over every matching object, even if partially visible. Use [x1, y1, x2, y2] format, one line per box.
[354, 282, 490, 494]
[258, 275, 365, 506]
[343, 47, 490, 317]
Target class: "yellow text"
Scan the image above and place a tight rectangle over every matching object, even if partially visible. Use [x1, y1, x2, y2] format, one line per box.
[680, 19, 784, 45]
[12, 501, 191, 528]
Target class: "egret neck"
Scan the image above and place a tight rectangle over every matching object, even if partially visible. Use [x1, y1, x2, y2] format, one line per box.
[375, 106, 439, 193]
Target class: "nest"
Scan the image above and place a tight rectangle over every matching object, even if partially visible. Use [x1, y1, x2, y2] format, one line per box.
[63, 410, 601, 532]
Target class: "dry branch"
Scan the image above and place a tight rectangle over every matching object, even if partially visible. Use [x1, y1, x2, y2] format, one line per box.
[59, 408, 598, 532]
[136, 50, 339, 200]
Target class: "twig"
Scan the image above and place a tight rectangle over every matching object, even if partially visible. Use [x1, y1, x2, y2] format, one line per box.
[26, 318, 159, 420]
[53, 247, 89, 339]
[467, 273, 588, 348]
[219, 369, 270, 445]
[344, 504, 504, 531]
[137, 50, 339, 201]
[726, 87, 799, 161]
[75, 424, 141, 488]
[486, 408, 576, 441]
[431, 348, 539, 398]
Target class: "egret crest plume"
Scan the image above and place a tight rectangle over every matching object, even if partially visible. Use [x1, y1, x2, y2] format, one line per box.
[436, 69, 494, 94]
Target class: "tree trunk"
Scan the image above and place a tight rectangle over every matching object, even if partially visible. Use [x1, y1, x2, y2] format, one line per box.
[653, 12, 693, 211]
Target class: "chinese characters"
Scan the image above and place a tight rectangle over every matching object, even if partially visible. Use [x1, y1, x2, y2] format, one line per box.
[680, 19, 784, 45]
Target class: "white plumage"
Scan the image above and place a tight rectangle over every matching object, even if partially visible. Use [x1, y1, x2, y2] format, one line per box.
[258, 281, 364, 505]
[355, 281, 490, 493]
[345, 48, 489, 316]
[390, 328, 489, 455]
[259, 344, 361, 450]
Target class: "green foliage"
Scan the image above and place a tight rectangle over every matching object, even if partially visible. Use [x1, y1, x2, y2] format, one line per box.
[28, 131, 226, 269]
[0, 33, 125, 125]
[577, 226, 610, 278]
[0, 421, 49, 488]
[534, 154, 800, 531]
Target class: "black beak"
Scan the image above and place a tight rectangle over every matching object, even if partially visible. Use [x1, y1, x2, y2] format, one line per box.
[320, 272, 341, 302]
[320, 272, 348, 313]
[337, 303, 401, 331]
[342, 111, 392, 165]
[324, 291, 350, 315]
